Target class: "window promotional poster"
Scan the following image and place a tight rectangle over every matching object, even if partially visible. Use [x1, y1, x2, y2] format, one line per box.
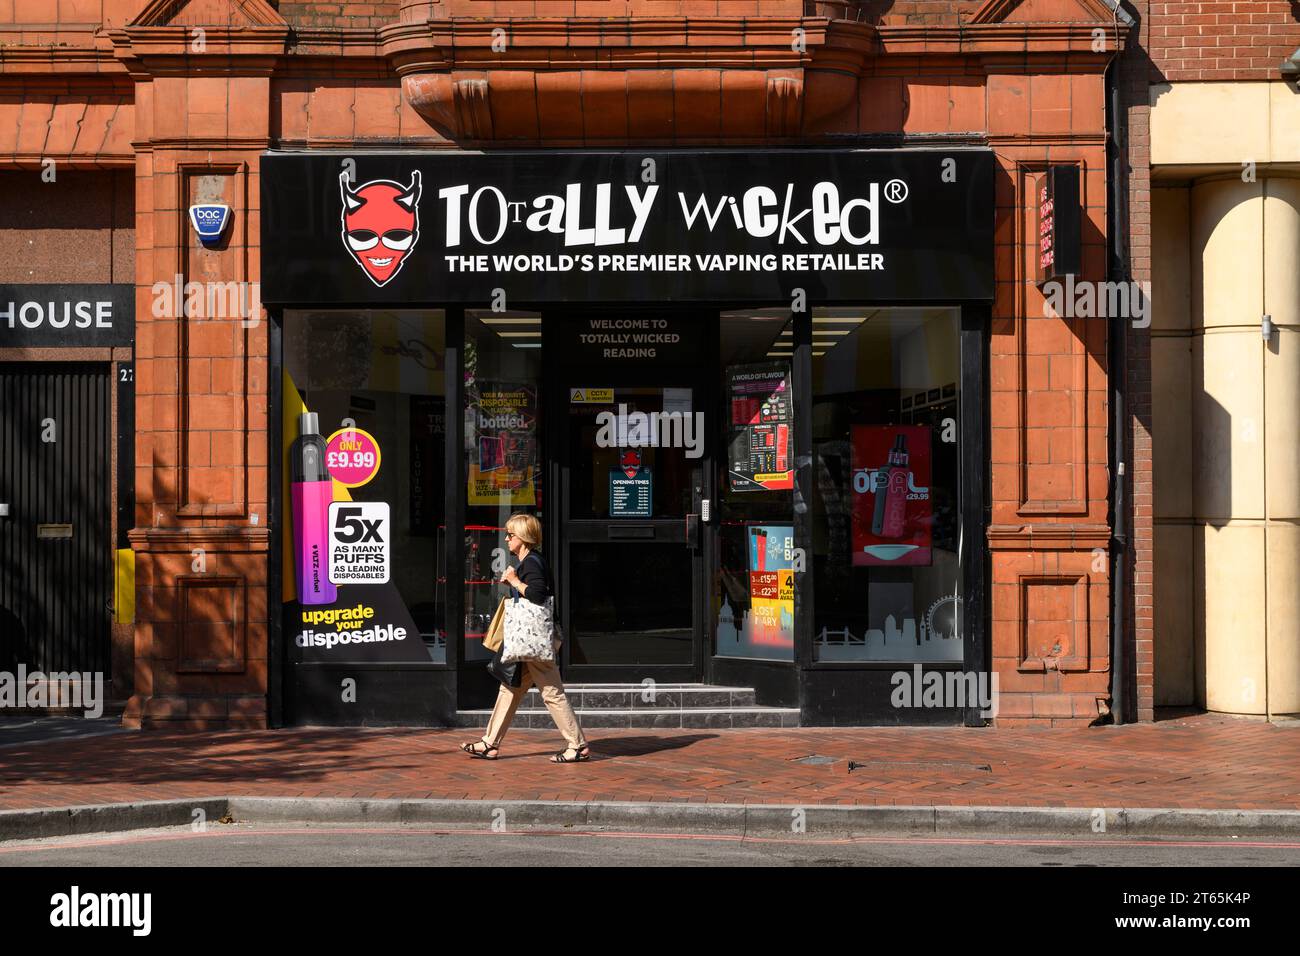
[851, 425, 933, 567]
[283, 378, 435, 663]
[726, 362, 794, 492]
[746, 524, 795, 649]
[466, 382, 538, 506]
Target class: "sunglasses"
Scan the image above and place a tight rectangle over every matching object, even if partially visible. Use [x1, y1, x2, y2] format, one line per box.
[345, 229, 415, 252]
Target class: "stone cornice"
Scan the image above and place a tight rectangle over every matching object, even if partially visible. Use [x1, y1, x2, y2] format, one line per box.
[106, 25, 291, 75]
[128, 526, 271, 552]
[378, 17, 863, 74]
[987, 524, 1113, 549]
[879, 23, 1128, 55]
[0, 16, 1125, 80]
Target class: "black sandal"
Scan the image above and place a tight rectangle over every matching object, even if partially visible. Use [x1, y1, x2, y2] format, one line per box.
[550, 744, 591, 763]
[461, 739, 500, 760]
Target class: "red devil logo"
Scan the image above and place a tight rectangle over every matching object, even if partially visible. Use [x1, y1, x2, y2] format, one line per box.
[340, 171, 422, 287]
[620, 449, 642, 479]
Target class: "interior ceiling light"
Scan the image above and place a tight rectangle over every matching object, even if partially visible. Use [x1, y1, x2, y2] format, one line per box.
[511, 342, 541, 349]
[780, 329, 852, 338]
[481, 317, 542, 325]
[497, 331, 542, 337]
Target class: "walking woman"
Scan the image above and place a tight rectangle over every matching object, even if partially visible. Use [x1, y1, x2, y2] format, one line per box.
[461, 513, 591, 763]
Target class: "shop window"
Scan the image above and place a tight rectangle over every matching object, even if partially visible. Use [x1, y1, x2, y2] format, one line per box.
[714, 309, 796, 662]
[463, 310, 543, 662]
[811, 307, 962, 663]
[282, 310, 447, 662]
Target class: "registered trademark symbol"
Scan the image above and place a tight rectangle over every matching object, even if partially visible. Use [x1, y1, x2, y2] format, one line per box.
[884, 179, 908, 203]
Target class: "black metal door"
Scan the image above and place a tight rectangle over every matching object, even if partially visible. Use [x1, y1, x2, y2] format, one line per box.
[547, 312, 711, 684]
[0, 363, 112, 676]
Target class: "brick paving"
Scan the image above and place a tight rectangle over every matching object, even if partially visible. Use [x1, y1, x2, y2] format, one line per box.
[0, 713, 1296, 813]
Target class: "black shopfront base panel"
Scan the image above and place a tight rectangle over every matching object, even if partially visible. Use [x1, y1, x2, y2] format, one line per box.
[797, 668, 966, 726]
[287, 665, 457, 726]
[459, 664, 505, 711]
[708, 657, 799, 708]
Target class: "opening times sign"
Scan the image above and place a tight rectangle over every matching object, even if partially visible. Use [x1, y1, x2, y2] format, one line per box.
[261, 150, 995, 305]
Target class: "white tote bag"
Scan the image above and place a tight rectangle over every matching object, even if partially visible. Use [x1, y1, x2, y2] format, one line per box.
[501, 591, 556, 664]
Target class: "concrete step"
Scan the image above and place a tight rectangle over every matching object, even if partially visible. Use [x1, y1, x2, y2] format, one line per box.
[453, 706, 801, 729]
[455, 682, 798, 727]
[513, 684, 758, 709]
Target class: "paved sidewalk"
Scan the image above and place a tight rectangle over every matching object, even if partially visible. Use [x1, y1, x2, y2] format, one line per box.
[0, 711, 1296, 813]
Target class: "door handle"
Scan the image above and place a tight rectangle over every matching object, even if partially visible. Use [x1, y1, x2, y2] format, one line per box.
[606, 525, 654, 539]
[686, 513, 700, 549]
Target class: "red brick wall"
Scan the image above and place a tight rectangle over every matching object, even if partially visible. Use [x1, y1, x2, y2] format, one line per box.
[270, 0, 983, 25]
[275, 1, 402, 28]
[1123, 1, 1155, 722]
[860, 0, 983, 22]
[1149, 0, 1300, 80]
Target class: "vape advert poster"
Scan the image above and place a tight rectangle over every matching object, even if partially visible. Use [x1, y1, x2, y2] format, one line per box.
[746, 524, 795, 649]
[726, 362, 794, 492]
[283, 379, 432, 663]
[467, 383, 537, 506]
[851, 425, 933, 567]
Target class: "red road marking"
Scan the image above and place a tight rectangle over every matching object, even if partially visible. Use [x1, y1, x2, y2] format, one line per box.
[3, 826, 1299, 854]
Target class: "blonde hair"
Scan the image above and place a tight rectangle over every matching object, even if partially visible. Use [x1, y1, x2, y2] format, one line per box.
[505, 513, 542, 549]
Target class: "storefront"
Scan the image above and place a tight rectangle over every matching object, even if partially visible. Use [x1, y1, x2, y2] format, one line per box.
[0, 0, 1126, 730]
[261, 149, 995, 725]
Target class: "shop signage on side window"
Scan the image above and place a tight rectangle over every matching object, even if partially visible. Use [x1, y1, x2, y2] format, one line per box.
[609, 450, 653, 518]
[1036, 166, 1081, 286]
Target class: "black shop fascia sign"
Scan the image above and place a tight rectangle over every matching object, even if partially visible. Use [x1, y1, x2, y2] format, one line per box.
[260, 150, 995, 306]
[0, 284, 134, 348]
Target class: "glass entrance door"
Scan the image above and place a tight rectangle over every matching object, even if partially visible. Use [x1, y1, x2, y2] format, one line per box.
[558, 374, 707, 681]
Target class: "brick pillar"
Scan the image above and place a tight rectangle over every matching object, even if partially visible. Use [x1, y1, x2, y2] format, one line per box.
[124, 60, 276, 729]
[986, 72, 1115, 725]
[1122, 3, 1155, 722]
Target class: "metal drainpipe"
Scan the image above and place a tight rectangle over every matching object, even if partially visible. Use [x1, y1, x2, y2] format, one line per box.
[1106, 56, 1130, 725]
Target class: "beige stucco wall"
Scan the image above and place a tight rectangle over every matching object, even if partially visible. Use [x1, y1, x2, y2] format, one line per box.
[1151, 82, 1300, 168]
[1150, 81, 1300, 717]
[1152, 157, 1300, 715]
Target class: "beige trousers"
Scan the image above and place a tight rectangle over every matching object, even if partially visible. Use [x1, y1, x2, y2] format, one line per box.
[482, 652, 587, 751]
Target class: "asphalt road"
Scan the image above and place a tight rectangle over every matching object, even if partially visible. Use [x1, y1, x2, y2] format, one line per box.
[2, 823, 1298, 866]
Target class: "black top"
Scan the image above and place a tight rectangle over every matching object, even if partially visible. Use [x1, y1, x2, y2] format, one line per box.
[515, 551, 552, 606]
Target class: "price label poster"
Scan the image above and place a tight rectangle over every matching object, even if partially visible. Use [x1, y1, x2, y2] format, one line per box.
[851, 425, 933, 567]
[746, 524, 795, 650]
[468, 382, 537, 506]
[281, 372, 431, 663]
[727, 362, 794, 491]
